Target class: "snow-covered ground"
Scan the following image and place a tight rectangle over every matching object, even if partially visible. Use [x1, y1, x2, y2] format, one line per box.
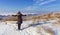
[0, 19, 60, 35]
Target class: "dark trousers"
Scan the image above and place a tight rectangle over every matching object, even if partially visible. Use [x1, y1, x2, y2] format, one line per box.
[18, 23, 21, 30]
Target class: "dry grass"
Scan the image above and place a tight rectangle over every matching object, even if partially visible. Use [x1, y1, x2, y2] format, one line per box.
[1, 12, 60, 22]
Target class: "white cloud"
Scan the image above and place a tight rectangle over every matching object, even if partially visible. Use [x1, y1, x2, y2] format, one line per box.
[33, 0, 44, 2]
[34, 0, 56, 5]
[21, 0, 56, 13]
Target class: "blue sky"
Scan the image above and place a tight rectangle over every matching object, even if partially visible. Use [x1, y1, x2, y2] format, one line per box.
[0, 0, 60, 15]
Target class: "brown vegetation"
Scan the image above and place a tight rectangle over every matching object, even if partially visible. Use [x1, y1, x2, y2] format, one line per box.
[1, 12, 60, 21]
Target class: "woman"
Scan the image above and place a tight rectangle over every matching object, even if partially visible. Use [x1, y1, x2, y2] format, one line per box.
[17, 11, 26, 30]
[17, 12, 23, 30]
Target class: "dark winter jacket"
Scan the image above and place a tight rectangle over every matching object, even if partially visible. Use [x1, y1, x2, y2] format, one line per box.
[17, 12, 26, 24]
[17, 12, 23, 24]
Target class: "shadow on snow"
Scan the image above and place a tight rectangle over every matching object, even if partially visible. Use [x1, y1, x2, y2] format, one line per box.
[21, 21, 51, 30]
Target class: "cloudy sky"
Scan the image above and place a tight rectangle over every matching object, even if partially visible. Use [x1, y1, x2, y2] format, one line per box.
[0, 0, 60, 15]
